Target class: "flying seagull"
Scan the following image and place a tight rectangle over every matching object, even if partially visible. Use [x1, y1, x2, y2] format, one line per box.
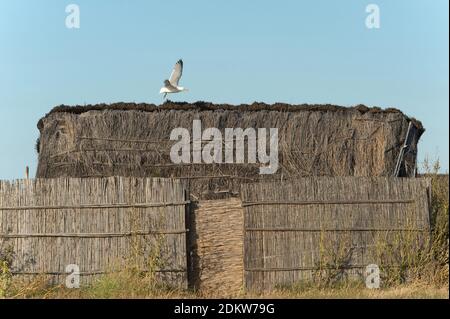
[159, 59, 188, 99]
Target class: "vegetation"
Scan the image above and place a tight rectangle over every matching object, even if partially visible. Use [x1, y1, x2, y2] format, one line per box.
[310, 158, 448, 292]
[419, 158, 449, 286]
[1, 275, 447, 299]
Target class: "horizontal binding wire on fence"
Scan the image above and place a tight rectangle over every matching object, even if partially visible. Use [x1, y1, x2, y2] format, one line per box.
[245, 227, 427, 232]
[78, 136, 261, 143]
[176, 175, 254, 180]
[79, 136, 164, 144]
[244, 265, 406, 272]
[241, 199, 414, 207]
[10, 269, 186, 275]
[67, 174, 257, 180]
[0, 201, 190, 211]
[51, 161, 262, 169]
[0, 229, 189, 238]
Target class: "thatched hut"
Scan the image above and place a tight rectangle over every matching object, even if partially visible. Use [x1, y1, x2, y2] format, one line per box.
[36, 102, 424, 198]
[33, 101, 425, 292]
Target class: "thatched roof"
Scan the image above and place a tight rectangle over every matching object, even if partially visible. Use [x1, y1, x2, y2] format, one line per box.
[36, 102, 424, 198]
[39, 101, 424, 130]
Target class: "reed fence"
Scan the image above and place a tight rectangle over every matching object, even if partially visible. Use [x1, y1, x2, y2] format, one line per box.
[241, 177, 431, 291]
[0, 177, 189, 288]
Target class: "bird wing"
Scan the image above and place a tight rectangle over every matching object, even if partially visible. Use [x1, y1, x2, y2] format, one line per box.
[169, 59, 183, 86]
[164, 79, 177, 90]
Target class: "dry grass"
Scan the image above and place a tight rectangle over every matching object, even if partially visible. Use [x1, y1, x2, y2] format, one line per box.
[2, 234, 447, 300]
[3, 274, 447, 299]
[269, 284, 448, 299]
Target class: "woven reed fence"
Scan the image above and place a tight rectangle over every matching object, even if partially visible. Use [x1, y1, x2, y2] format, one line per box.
[0, 177, 189, 288]
[241, 177, 431, 291]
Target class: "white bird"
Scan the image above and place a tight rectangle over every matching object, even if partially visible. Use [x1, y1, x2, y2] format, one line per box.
[159, 59, 188, 99]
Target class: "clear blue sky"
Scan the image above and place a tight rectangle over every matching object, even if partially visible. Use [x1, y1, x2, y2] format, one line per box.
[0, 0, 448, 179]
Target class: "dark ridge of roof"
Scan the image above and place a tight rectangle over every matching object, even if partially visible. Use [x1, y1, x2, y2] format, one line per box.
[39, 101, 424, 132]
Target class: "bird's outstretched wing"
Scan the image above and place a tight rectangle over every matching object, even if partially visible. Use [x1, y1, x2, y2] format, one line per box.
[169, 59, 183, 86]
[164, 79, 177, 90]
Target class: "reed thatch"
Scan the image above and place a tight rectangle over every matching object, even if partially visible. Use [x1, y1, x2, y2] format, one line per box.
[36, 102, 424, 198]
